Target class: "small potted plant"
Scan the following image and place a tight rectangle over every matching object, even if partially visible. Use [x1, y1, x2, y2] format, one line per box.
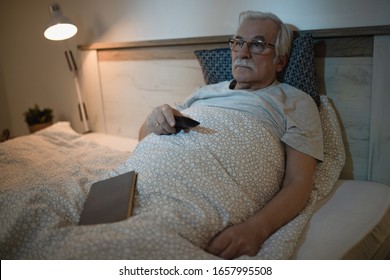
[23, 104, 54, 133]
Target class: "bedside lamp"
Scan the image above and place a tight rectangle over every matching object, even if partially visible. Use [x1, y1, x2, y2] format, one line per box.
[44, 2, 90, 132]
[44, 3, 77, 41]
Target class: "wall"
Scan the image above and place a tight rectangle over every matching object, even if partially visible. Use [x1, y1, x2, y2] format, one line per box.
[1, 0, 390, 136]
[0, 0, 83, 136]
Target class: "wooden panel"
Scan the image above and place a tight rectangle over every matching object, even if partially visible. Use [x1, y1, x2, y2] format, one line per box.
[299, 25, 390, 38]
[97, 43, 228, 61]
[314, 37, 373, 58]
[368, 35, 390, 186]
[98, 59, 204, 138]
[316, 57, 373, 180]
[79, 35, 231, 51]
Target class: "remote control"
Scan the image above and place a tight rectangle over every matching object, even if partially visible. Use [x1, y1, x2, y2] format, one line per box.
[174, 116, 200, 132]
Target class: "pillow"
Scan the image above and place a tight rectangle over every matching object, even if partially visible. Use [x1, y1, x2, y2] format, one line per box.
[313, 96, 346, 200]
[194, 48, 233, 85]
[194, 33, 320, 107]
[280, 33, 320, 107]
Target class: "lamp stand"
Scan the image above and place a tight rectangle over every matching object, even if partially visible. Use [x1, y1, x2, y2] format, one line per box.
[64, 48, 90, 133]
[73, 74, 90, 132]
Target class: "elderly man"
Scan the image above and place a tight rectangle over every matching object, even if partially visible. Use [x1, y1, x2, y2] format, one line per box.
[138, 11, 323, 259]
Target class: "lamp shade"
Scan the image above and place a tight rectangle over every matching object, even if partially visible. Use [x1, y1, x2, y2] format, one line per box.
[44, 3, 77, 41]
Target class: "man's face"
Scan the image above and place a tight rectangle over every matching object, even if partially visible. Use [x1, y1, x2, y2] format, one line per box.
[232, 18, 285, 90]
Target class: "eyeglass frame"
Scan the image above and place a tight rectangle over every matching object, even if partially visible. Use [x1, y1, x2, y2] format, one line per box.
[228, 38, 276, 54]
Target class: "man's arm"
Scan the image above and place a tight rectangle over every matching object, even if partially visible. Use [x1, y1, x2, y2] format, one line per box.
[205, 145, 317, 259]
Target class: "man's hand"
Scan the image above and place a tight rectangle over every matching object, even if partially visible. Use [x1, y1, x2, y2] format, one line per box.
[138, 104, 181, 140]
[205, 221, 265, 259]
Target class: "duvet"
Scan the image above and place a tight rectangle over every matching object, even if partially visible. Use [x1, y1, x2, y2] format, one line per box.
[0, 106, 319, 259]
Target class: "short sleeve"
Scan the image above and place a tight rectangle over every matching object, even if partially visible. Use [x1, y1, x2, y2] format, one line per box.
[281, 91, 324, 161]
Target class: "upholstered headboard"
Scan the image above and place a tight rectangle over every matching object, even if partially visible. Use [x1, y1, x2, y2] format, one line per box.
[78, 25, 390, 186]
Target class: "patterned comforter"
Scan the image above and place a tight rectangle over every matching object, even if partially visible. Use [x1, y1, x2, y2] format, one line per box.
[0, 106, 319, 259]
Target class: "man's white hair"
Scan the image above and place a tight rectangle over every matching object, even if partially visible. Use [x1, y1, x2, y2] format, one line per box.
[238, 11, 293, 60]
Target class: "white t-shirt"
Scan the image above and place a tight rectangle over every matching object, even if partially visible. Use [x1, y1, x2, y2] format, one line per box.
[176, 80, 324, 161]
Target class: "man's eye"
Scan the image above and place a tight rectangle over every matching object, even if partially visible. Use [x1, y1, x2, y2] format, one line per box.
[251, 42, 264, 48]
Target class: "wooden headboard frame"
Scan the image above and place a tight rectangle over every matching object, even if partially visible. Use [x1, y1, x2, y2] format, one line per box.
[78, 25, 390, 186]
[79, 25, 390, 58]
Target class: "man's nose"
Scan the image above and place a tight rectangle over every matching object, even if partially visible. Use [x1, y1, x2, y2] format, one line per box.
[237, 42, 252, 58]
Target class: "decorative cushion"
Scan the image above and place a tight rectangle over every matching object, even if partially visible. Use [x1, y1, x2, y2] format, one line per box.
[194, 33, 320, 107]
[313, 96, 346, 200]
[194, 48, 233, 85]
[281, 33, 320, 107]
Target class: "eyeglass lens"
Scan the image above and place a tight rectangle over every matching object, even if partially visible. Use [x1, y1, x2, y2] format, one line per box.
[229, 40, 266, 54]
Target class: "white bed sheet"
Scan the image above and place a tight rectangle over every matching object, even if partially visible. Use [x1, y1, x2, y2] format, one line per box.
[82, 132, 390, 260]
[82, 132, 139, 152]
[294, 180, 390, 259]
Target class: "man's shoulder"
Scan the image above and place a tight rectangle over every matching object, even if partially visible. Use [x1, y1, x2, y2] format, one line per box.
[268, 82, 318, 110]
[277, 82, 307, 95]
[275, 83, 315, 102]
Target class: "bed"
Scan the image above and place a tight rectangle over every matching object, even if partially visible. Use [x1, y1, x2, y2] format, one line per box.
[1, 25, 390, 260]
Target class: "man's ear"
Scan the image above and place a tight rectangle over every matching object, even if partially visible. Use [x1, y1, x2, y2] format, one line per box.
[276, 55, 288, 72]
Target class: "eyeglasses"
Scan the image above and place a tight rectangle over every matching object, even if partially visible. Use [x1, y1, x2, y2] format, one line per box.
[228, 38, 276, 54]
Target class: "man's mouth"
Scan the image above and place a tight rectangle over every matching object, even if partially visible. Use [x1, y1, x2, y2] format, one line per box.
[235, 65, 253, 70]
